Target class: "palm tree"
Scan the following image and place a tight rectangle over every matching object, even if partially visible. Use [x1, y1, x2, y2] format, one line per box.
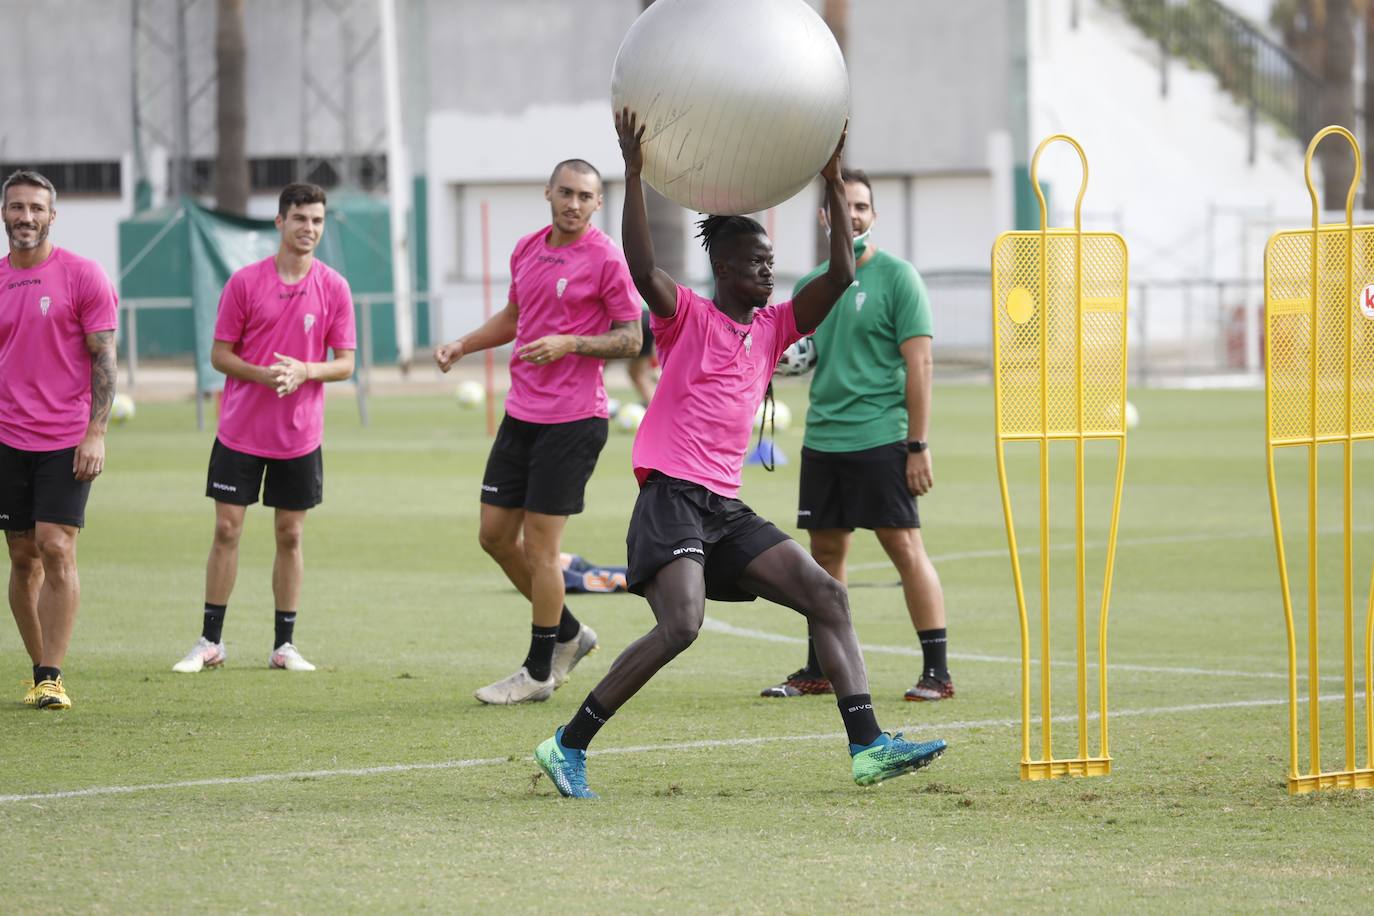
[214, 0, 248, 214]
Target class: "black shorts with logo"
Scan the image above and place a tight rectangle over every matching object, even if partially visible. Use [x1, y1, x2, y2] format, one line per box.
[206, 439, 323, 510]
[797, 442, 920, 531]
[0, 441, 93, 530]
[626, 473, 791, 602]
[481, 413, 609, 516]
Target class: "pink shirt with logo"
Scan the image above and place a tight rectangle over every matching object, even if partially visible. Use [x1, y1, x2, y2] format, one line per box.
[0, 247, 119, 451]
[214, 257, 356, 459]
[632, 285, 805, 499]
[504, 225, 641, 424]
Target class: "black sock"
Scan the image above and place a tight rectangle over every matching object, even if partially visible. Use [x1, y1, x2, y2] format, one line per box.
[34, 665, 61, 685]
[202, 603, 227, 644]
[556, 606, 581, 643]
[32, 664, 41, 684]
[805, 635, 821, 674]
[524, 625, 558, 681]
[274, 610, 296, 649]
[561, 693, 613, 750]
[838, 693, 881, 748]
[918, 628, 949, 680]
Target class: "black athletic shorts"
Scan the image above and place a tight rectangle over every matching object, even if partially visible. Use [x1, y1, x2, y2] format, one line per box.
[797, 442, 920, 531]
[626, 472, 791, 602]
[481, 413, 608, 516]
[0, 441, 93, 530]
[637, 310, 654, 358]
[206, 439, 323, 510]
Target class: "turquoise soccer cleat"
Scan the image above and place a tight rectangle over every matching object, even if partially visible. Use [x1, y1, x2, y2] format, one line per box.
[534, 726, 598, 799]
[850, 732, 946, 786]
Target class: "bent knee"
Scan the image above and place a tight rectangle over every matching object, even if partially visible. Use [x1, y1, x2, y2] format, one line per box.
[658, 619, 702, 656]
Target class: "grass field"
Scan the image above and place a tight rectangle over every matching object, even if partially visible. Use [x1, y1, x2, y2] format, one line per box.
[4, 380, 1373, 912]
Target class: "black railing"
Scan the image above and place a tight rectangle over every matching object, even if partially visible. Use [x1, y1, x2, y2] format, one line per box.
[1103, 0, 1323, 160]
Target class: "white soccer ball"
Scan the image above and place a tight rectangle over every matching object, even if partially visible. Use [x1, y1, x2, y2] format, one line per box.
[754, 399, 792, 432]
[110, 393, 136, 424]
[607, 397, 622, 420]
[611, 0, 849, 215]
[776, 337, 817, 377]
[454, 380, 485, 408]
[618, 402, 647, 432]
[1125, 400, 1139, 430]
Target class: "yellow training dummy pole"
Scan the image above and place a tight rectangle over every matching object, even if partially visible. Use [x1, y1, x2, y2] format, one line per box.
[991, 135, 1129, 780]
[1265, 125, 1374, 794]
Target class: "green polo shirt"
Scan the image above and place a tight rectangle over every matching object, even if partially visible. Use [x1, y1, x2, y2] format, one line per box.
[794, 248, 932, 452]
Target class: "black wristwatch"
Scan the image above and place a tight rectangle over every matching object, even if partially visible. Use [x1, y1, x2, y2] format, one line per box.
[906, 440, 928, 454]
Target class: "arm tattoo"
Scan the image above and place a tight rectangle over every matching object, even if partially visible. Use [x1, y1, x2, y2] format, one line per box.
[86, 330, 117, 426]
[571, 320, 642, 359]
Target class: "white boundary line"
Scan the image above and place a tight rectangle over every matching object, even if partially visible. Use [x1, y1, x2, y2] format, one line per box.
[0, 693, 1322, 806]
[699, 617, 1342, 683]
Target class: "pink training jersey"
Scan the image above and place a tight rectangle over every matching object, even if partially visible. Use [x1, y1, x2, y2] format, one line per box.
[0, 247, 119, 451]
[632, 285, 805, 499]
[503, 225, 641, 424]
[214, 257, 356, 460]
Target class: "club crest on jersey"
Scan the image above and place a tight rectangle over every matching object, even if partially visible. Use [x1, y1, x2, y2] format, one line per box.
[304, 313, 316, 333]
[39, 296, 51, 316]
[556, 278, 568, 299]
[855, 291, 867, 312]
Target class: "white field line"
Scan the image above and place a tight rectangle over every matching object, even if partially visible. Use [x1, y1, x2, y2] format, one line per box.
[699, 617, 1344, 683]
[1, 693, 1344, 806]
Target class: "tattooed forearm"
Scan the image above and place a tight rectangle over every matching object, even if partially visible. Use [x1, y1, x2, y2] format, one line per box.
[571, 321, 643, 359]
[86, 330, 117, 427]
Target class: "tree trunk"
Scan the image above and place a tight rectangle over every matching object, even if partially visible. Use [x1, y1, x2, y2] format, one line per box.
[815, 0, 850, 265]
[1320, 0, 1355, 211]
[639, 0, 685, 278]
[214, 0, 249, 214]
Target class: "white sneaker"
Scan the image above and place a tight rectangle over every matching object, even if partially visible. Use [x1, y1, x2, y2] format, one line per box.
[269, 642, 316, 672]
[473, 667, 555, 705]
[550, 624, 599, 688]
[172, 637, 227, 673]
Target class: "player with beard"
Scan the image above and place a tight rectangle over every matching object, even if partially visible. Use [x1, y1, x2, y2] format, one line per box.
[532, 111, 947, 797]
[435, 159, 641, 705]
[0, 169, 119, 710]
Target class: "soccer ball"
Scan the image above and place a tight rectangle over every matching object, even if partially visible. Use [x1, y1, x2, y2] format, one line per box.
[775, 337, 816, 377]
[607, 397, 622, 420]
[754, 399, 792, 432]
[454, 380, 484, 408]
[111, 393, 136, 424]
[1125, 400, 1140, 430]
[617, 402, 647, 432]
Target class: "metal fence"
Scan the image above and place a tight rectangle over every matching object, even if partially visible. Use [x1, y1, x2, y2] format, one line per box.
[1101, 0, 1324, 162]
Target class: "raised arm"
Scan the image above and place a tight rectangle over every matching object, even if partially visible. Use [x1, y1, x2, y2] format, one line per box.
[616, 107, 677, 319]
[792, 128, 853, 334]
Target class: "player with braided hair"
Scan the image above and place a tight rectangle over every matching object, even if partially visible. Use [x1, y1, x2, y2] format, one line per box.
[533, 109, 947, 798]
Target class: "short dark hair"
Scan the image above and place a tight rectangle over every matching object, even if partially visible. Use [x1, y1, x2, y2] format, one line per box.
[841, 168, 873, 207]
[548, 159, 601, 188]
[3, 169, 57, 208]
[278, 182, 327, 217]
[695, 215, 766, 262]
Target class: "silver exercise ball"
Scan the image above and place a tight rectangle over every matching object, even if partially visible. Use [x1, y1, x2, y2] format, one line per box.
[611, 0, 850, 216]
